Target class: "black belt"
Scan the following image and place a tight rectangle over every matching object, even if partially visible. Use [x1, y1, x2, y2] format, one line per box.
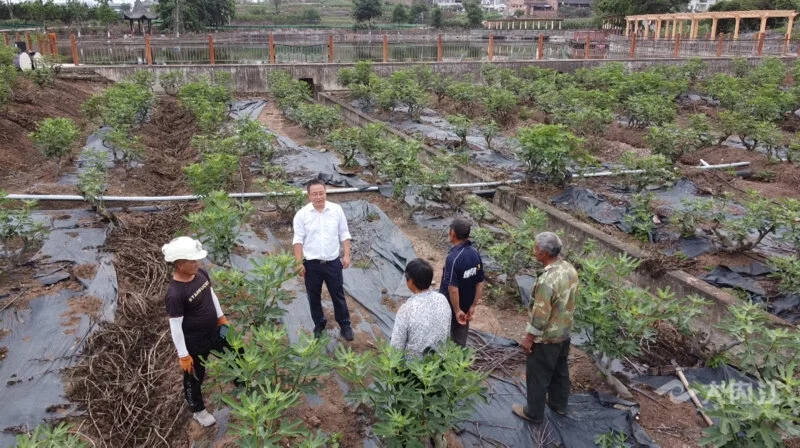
[304, 259, 336, 264]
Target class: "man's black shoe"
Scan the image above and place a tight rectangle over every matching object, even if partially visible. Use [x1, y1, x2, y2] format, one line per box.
[340, 325, 354, 341]
[313, 326, 325, 339]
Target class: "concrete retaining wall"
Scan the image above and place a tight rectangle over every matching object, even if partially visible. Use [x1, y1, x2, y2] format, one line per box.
[322, 90, 794, 342]
[68, 56, 791, 93]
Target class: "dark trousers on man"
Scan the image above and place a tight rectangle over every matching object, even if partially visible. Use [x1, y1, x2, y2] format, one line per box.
[304, 258, 350, 330]
[183, 336, 233, 413]
[451, 313, 469, 347]
[525, 339, 571, 422]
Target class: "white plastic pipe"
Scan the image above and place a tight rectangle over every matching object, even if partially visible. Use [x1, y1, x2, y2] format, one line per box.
[6, 180, 521, 202]
[576, 161, 750, 179]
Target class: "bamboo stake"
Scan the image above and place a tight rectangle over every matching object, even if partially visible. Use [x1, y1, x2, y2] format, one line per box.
[672, 361, 714, 427]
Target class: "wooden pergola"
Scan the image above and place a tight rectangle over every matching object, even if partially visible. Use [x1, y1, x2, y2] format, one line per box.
[624, 10, 797, 40]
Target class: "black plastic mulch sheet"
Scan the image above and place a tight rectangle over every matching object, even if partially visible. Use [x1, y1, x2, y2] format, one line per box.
[699, 264, 800, 324]
[634, 365, 760, 409]
[229, 100, 267, 121]
[551, 186, 631, 233]
[57, 127, 116, 188]
[0, 211, 117, 447]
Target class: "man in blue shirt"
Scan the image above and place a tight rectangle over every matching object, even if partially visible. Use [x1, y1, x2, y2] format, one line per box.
[440, 217, 485, 347]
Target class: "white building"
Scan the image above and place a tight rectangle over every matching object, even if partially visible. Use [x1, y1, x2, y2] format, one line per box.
[481, 0, 506, 14]
[688, 0, 717, 12]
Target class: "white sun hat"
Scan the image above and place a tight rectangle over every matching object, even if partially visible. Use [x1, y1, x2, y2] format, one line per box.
[162, 236, 208, 262]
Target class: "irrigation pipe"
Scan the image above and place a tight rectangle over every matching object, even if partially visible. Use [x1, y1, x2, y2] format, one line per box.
[6, 180, 522, 203]
[576, 161, 750, 178]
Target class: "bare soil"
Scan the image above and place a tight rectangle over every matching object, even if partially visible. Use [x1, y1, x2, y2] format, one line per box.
[0, 78, 107, 193]
[258, 99, 317, 147]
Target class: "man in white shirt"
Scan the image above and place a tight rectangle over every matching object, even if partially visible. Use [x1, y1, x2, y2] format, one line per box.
[293, 179, 354, 341]
[391, 258, 451, 357]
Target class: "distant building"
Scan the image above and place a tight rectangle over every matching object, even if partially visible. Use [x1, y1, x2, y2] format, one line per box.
[506, 0, 525, 15]
[688, 0, 717, 12]
[558, 0, 592, 9]
[524, 0, 557, 17]
[481, 0, 506, 14]
[431, 0, 464, 11]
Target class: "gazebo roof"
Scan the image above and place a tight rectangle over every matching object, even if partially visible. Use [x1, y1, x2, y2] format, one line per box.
[124, 3, 158, 20]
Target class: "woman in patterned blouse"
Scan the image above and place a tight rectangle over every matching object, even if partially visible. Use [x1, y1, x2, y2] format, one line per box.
[390, 259, 452, 357]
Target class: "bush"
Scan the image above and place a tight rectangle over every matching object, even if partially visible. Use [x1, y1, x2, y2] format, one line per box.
[645, 118, 711, 164]
[769, 255, 800, 295]
[184, 153, 240, 197]
[375, 69, 429, 121]
[267, 71, 310, 114]
[204, 323, 335, 447]
[621, 93, 676, 128]
[624, 193, 656, 242]
[0, 191, 48, 268]
[27, 56, 59, 88]
[328, 127, 362, 168]
[257, 180, 306, 222]
[0, 44, 17, 109]
[516, 124, 587, 185]
[464, 195, 491, 223]
[479, 119, 499, 150]
[211, 253, 298, 325]
[446, 81, 481, 117]
[619, 152, 675, 192]
[331, 340, 487, 446]
[731, 57, 749, 78]
[573, 242, 710, 384]
[185, 191, 253, 266]
[159, 70, 184, 96]
[178, 76, 232, 134]
[447, 114, 471, 148]
[698, 301, 800, 448]
[482, 87, 516, 125]
[293, 103, 342, 136]
[234, 118, 275, 160]
[30, 117, 81, 176]
[564, 106, 613, 142]
[14, 423, 87, 448]
[104, 128, 144, 171]
[77, 148, 110, 219]
[671, 198, 713, 238]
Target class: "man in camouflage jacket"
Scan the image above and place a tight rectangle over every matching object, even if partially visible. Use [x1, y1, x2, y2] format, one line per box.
[512, 232, 578, 424]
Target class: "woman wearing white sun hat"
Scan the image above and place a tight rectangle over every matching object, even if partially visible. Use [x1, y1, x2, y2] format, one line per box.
[162, 236, 232, 427]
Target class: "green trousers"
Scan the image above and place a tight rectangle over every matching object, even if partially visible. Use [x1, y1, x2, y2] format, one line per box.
[525, 339, 571, 422]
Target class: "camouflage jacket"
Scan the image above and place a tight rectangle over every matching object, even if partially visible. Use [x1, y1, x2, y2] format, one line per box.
[526, 259, 578, 344]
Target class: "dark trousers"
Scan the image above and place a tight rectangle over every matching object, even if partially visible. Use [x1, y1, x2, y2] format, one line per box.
[304, 258, 350, 329]
[451, 313, 469, 347]
[183, 336, 232, 413]
[525, 339, 571, 421]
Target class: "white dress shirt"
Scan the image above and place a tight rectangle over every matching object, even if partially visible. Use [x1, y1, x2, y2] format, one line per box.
[292, 201, 352, 261]
[390, 289, 452, 357]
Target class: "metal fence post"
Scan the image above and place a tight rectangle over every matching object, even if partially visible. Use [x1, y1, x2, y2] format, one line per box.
[538, 33, 544, 59]
[629, 33, 637, 58]
[208, 34, 215, 64]
[49, 33, 57, 56]
[70, 34, 79, 65]
[674, 34, 681, 58]
[757, 32, 765, 56]
[382, 34, 388, 63]
[717, 33, 724, 57]
[145, 34, 152, 65]
[488, 33, 494, 62]
[269, 32, 275, 63]
[26, 33, 32, 53]
[584, 35, 590, 59]
[328, 34, 334, 63]
[437, 33, 442, 62]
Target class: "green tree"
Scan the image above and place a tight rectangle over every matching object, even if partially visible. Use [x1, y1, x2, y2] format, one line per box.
[430, 5, 443, 28]
[94, 0, 119, 37]
[594, 0, 688, 16]
[271, 0, 281, 13]
[409, 0, 428, 22]
[464, 0, 483, 28]
[156, 0, 235, 33]
[186, 191, 253, 266]
[30, 117, 81, 176]
[514, 9, 524, 17]
[351, 0, 382, 25]
[517, 124, 590, 185]
[391, 3, 408, 23]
